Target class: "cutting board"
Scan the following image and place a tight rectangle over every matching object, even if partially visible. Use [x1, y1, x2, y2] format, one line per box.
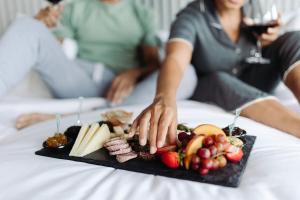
[36, 135, 256, 188]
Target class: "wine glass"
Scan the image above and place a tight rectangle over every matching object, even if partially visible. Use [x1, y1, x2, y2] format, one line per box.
[55, 114, 61, 133]
[46, 0, 62, 4]
[244, 0, 279, 64]
[76, 97, 84, 126]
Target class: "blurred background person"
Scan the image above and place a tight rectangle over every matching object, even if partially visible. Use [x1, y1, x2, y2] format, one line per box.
[0, 0, 195, 128]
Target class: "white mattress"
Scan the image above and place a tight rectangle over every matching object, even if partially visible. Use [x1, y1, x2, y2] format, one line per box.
[0, 101, 300, 200]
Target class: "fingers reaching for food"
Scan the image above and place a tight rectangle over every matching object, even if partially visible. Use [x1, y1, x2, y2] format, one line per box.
[130, 97, 177, 154]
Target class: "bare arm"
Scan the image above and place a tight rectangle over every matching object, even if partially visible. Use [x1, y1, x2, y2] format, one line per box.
[156, 41, 192, 99]
[131, 41, 193, 154]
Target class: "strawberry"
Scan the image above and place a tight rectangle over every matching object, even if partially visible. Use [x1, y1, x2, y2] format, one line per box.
[160, 151, 180, 169]
[226, 148, 244, 162]
[156, 144, 177, 156]
[225, 144, 240, 153]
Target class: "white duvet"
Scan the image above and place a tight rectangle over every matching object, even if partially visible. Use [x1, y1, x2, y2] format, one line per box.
[0, 101, 300, 200]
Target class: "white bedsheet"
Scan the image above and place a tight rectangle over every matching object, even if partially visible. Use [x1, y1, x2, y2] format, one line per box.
[0, 101, 300, 200]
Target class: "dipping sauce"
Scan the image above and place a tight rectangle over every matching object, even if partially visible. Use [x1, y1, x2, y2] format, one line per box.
[46, 133, 68, 148]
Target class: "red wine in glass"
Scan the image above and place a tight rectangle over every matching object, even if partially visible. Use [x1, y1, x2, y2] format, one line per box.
[46, 0, 62, 4]
[244, 0, 279, 64]
[245, 20, 279, 35]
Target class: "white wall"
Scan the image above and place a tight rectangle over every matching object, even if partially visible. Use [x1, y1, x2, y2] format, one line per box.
[0, 0, 300, 35]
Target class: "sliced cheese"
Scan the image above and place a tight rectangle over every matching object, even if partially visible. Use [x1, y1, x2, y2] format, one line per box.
[113, 126, 125, 135]
[75, 123, 100, 156]
[69, 124, 89, 156]
[79, 124, 111, 157]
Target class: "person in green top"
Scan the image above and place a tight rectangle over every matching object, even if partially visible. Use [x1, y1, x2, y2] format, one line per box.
[53, 0, 158, 74]
[39, 0, 161, 103]
[0, 0, 196, 128]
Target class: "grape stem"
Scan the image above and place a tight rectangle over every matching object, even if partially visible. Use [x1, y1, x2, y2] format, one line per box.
[212, 152, 226, 159]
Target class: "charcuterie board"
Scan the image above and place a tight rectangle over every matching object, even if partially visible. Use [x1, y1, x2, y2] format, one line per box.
[35, 135, 256, 188]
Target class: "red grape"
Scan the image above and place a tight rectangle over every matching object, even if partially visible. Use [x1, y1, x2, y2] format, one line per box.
[178, 132, 188, 142]
[190, 132, 196, 138]
[211, 159, 219, 170]
[191, 163, 200, 171]
[217, 155, 227, 168]
[209, 145, 218, 156]
[201, 158, 213, 169]
[216, 143, 225, 152]
[181, 146, 187, 153]
[203, 136, 214, 147]
[191, 155, 201, 164]
[199, 168, 209, 176]
[215, 134, 227, 143]
[197, 148, 211, 159]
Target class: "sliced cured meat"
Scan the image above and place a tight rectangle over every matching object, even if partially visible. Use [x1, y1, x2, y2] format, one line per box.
[139, 151, 156, 160]
[106, 143, 129, 152]
[107, 136, 123, 141]
[104, 139, 127, 147]
[116, 152, 138, 163]
[109, 147, 132, 155]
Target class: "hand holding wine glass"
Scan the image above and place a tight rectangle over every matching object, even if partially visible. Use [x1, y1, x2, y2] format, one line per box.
[35, 1, 63, 28]
[257, 17, 281, 47]
[244, 0, 280, 64]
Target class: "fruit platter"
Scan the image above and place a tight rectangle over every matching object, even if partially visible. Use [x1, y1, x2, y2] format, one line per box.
[36, 110, 256, 188]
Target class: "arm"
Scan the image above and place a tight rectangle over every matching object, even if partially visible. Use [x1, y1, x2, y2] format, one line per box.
[131, 41, 193, 154]
[156, 42, 192, 100]
[35, 6, 65, 43]
[35, 6, 61, 28]
[259, 17, 282, 47]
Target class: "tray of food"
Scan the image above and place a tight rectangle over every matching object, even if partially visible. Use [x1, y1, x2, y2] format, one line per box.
[35, 110, 256, 188]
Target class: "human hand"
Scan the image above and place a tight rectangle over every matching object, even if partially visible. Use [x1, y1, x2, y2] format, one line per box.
[35, 5, 63, 28]
[130, 95, 178, 154]
[258, 18, 282, 47]
[244, 16, 282, 47]
[106, 68, 141, 104]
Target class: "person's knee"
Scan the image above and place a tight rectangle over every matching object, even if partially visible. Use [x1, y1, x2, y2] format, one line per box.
[280, 31, 300, 42]
[208, 71, 233, 83]
[276, 31, 300, 54]
[8, 17, 48, 38]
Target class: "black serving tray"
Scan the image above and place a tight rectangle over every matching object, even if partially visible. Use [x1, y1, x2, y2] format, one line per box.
[35, 135, 256, 188]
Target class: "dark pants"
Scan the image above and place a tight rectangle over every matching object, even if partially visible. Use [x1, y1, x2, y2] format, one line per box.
[191, 31, 300, 111]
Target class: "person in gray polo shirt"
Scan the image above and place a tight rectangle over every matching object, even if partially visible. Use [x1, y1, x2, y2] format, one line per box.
[131, 0, 300, 154]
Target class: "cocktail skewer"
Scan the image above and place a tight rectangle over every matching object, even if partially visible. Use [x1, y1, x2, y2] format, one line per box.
[76, 96, 84, 126]
[56, 114, 61, 133]
[229, 109, 241, 136]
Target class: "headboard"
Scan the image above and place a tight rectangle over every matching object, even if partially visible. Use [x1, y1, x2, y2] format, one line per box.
[0, 0, 300, 35]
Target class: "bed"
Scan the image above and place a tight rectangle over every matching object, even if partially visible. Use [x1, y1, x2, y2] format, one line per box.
[1, 1, 300, 199]
[0, 101, 300, 200]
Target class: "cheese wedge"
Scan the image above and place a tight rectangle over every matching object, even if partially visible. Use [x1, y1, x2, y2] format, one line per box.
[79, 124, 111, 157]
[75, 123, 100, 156]
[69, 124, 89, 156]
[113, 126, 125, 135]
